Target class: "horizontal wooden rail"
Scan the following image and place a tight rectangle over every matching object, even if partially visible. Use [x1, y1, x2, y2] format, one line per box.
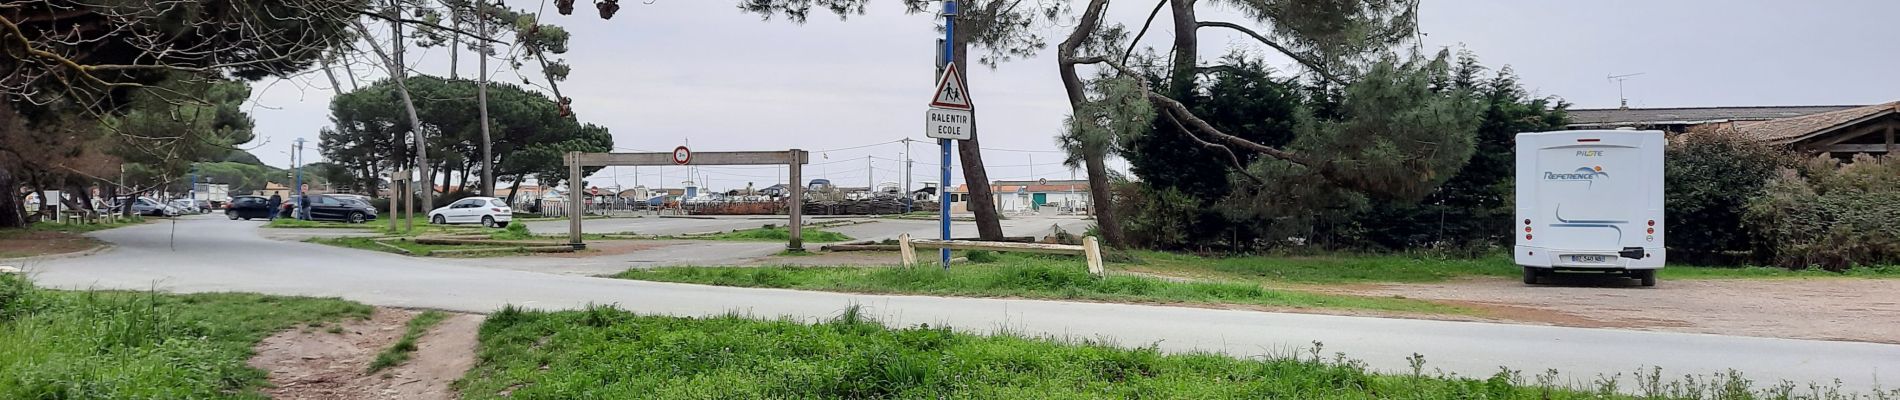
[898, 234, 1103, 276]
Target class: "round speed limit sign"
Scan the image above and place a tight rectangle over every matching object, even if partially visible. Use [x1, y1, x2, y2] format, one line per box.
[672, 146, 692, 165]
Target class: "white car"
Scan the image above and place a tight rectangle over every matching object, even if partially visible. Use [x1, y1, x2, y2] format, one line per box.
[428, 196, 513, 227]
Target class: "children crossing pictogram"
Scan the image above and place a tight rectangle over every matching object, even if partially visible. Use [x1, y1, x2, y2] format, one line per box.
[928, 63, 973, 110]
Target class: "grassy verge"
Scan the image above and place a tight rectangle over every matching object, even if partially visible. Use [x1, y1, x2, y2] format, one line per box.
[0, 274, 372, 399]
[264, 218, 380, 229]
[1130, 251, 1900, 284]
[686, 226, 853, 242]
[367, 311, 448, 372]
[0, 218, 148, 258]
[459, 304, 1896, 399]
[2, 216, 148, 235]
[612, 254, 1459, 314]
[306, 237, 533, 257]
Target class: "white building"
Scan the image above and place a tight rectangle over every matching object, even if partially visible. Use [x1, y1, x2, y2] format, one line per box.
[949, 180, 1090, 213]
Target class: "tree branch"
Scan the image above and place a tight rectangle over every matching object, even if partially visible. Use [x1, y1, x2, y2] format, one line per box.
[357, 9, 507, 45]
[1069, 55, 1315, 170]
[1162, 106, 1263, 184]
[1121, 0, 1168, 64]
[1196, 20, 1346, 86]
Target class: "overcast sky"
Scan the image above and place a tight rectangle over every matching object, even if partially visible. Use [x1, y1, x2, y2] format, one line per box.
[243, 0, 1900, 192]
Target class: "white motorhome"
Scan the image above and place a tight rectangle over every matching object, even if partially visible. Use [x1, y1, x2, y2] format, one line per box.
[1514, 130, 1665, 286]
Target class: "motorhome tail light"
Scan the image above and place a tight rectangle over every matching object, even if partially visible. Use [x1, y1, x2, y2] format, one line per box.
[1523, 219, 1531, 225]
[1647, 227, 1655, 234]
[1577, 138, 1601, 143]
[1525, 234, 1533, 240]
[1524, 226, 1533, 233]
[1648, 220, 1656, 226]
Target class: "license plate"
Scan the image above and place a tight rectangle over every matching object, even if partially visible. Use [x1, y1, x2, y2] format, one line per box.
[1568, 255, 1608, 263]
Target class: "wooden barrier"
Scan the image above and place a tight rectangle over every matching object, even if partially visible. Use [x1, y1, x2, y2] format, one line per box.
[898, 234, 1104, 277]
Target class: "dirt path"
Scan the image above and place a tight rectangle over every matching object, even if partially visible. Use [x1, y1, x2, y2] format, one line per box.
[249, 308, 483, 400]
[0, 231, 103, 259]
[1328, 276, 1900, 344]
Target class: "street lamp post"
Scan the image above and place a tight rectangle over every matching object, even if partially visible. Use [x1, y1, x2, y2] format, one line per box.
[293, 138, 306, 220]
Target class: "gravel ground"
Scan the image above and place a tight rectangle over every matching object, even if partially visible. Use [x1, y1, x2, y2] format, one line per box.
[1332, 275, 1900, 344]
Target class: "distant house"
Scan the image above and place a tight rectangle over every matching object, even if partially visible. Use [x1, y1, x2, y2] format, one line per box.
[1567, 102, 1898, 157]
[949, 180, 1091, 213]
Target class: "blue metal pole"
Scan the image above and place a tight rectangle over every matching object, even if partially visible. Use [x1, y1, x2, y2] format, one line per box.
[939, 0, 957, 269]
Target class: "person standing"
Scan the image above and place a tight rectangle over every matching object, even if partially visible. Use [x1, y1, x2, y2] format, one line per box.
[267, 194, 282, 220]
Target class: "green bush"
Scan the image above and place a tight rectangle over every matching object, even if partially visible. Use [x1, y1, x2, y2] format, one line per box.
[0, 274, 35, 321]
[963, 250, 999, 263]
[1665, 129, 1794, 264]
[1744, 155, 1900, 271]
[1114, 183, 1200, 250]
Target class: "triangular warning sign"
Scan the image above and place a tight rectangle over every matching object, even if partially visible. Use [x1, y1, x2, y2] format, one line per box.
[929, 63, 973, 110]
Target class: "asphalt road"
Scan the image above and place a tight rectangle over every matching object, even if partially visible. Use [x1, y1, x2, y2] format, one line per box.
[18, 215, 1900, 392]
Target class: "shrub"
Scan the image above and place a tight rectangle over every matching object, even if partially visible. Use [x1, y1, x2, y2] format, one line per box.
[0, 273, 35, 321]
[1664, 128, 1795, 264]
[1743, 155, 1900, 270]
[963, 250, 999, 263]
[1114, 183, 1199, 250]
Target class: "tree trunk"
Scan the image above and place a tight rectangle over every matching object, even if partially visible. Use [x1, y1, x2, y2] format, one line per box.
[448, 6, 460, 80]
[952, 34, 1004, 240]
[1056, 0, 1126, 247]
[353, 8, 431, 214]
[477, 4, 494, 197]
[504, 175, 524, 205]
[1166, 0, 1198, 97]
[0, 164, 25, 228]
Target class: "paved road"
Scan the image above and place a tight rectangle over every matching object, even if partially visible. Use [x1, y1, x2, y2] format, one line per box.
[17, 216, 1900, 392]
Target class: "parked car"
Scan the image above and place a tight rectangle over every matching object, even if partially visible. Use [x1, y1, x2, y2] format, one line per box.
[303, 194, 378, 223]
[226, 195, 274, 220]
[117, 197, 177, 217]
[427, 196, 512, 227]
[169, 199, 211, 214]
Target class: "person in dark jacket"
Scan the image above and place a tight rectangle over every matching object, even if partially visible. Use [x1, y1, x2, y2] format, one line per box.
[267, 194, 282, 220]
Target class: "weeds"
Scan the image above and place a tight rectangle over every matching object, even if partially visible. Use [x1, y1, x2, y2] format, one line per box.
[612, 254, 1464, 314]
[0, 276, 370, 398]
[687, 226, 853, 242]
[367, 311, 449, 372]
[459, 304, 1900, 399]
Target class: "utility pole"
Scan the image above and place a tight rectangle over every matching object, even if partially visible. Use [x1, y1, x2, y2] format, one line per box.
[901, 138, 914, 213]
[866, 156, 874, 193]
[477, 1, 494, 197]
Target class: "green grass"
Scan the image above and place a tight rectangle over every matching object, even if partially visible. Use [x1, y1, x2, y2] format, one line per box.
[307, 237, 522, 257]
[688, 226, 853, 242]
[612, 254, 1459, 314]
[0, 217, 147, 238]
[264, 218, 373, 229]
[459, 304, 1898, 399]
[367, 311, 448, 373]
[1130, 251, 1900, 284]
[0, 274, 372, 399]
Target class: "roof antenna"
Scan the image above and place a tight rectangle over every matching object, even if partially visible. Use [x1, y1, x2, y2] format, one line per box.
[1608, 72, 1644, 109]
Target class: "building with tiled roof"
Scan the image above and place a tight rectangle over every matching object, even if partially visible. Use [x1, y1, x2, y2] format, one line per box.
[1568, 103, 1897, 156]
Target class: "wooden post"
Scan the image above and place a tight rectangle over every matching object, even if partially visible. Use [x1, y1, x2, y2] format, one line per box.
[567, 151, 585, 249]
[898, 233, 915, 267]
[402, 172, 415, 231]
[1083, 236, 1104, 277]
[787, 149, 804, 252]
[1886, 125, 1894, 154]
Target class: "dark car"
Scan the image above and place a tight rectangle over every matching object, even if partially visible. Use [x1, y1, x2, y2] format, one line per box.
[226, 195, 274, 220]
[300, 194, 378, 223]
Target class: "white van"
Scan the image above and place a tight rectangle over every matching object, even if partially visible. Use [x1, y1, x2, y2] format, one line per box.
[1514, 130, 1665, 286]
